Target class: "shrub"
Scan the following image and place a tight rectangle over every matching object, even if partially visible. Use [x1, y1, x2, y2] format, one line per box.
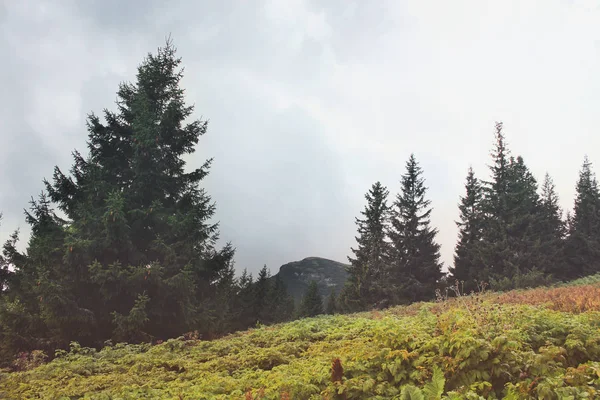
[490, 268, 554, 292]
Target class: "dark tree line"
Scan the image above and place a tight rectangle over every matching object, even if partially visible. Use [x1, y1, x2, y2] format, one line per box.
[343, 122, 600, 311]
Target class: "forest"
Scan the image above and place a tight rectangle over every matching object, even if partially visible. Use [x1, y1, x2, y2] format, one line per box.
[1, 40, 600, 396]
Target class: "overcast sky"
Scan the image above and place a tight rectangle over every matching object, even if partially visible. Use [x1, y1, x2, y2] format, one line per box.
[2, 0, 600, 276]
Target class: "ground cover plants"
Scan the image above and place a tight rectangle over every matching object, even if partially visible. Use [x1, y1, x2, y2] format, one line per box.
[2, 280, 600, 399]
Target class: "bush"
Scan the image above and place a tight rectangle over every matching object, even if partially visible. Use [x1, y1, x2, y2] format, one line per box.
[12, 350, 48, 371]
[2, 292, 600, 399]
[489, 268, 554, 292]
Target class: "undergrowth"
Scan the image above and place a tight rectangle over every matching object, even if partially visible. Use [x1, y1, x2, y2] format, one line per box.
[2, 279, 600, 399]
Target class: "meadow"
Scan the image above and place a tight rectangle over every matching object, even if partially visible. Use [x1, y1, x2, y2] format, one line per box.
[2, 277, 600, 399]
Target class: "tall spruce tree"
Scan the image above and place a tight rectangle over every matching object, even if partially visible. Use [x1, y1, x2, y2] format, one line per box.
[537, 173, 567, 279]
[0, 213, 11, 293]
[564, 156, 600, 278]
[4, 39, 235, 350]
[298, 280, 323, 318]
[325, 289, 338, 314]
[253, 265, 271, 324]
[504, 156, 542, 275]
[449, 167, 485, 291]
[388, 154, 443, 303]
[265, 274, 295, 324]
[235, 269, 255, 331]
[479, 122, 511, 281]
[479, 123, 546, 286]
[210, 262, 239, 337]
[344, 181, 391, 310]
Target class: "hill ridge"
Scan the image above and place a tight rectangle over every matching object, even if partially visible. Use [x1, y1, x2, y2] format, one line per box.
[273, 256, 349, 303]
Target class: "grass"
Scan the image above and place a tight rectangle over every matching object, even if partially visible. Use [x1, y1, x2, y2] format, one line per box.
[1, 281, 600, 399]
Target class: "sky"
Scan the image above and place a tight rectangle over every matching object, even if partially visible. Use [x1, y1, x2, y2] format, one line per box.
[2, 0, 600, 276]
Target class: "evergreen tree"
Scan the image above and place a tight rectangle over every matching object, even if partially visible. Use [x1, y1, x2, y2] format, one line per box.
[479, 123, 546, 286]
[298, 280, 323, 318]
[449, 167, 485, 291]
[325, 289, 337, 314]
[4, 39, 235, 350]
[0, 213, 12, 293]
[345, 181, 391, 310]
[235, 269, 255, 330]
[504, 155, 542, 275]
[479, 122, 511, 280]
[537, 173, 567, 279]
[266, 274, 295, 324]
[564, 156, 600, 278]
[253, 265, 270, 324]
[388, 154, 444, 303]
[210, 262, 239, 337]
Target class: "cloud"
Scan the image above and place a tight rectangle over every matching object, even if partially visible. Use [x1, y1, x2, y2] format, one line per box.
[2, 0, 600, 275]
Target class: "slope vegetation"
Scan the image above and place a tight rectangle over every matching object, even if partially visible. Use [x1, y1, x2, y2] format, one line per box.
[2, 280, 600, 399]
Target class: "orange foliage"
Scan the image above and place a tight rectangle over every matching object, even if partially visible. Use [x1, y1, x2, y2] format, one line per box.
[331, 358, 344, 383]
[495, 284, 600, 313]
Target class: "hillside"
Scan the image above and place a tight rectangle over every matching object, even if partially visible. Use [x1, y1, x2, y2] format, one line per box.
[274, 257, 349, 303]
[2, 279, 600, 399]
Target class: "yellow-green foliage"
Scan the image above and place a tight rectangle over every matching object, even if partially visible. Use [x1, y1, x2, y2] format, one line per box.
[1, 294, 600, 399]
[561, 273, 600, 287]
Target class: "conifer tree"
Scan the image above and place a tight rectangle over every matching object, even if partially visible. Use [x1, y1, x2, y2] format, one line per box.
[504, 155, 542, 274]
[235, 269, 255, 330]
[325, 289, 337, 315]
[4, 39, 235, 349]
[479, 123, 546, 286]
[388, 154, 443, 303]
[253, 265, 271, 324]
[345, 181, 391, 310]
[0, 213, 12, 293]
[564, 156, 600, 278]
[298, 280, 323, 318]
[478, 122, 511, 282]
[210, 262, 239, 336]
[537, 173, 567, 278]
[449, 167, 484, 291]
[266, 274, 295, 324]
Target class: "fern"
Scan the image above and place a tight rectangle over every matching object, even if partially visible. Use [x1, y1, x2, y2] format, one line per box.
[399, 385, 425, 400]
[2, 293, 600, 399]
[423, 366, 445, 399]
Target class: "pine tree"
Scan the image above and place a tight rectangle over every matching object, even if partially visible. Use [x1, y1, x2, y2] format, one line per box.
[298, 280, 323, 318]
[265, 274, 295, 324]
[210, 262, 240, 336]
[564, 156, 600, 278]
[449, 167, 485, 291]
[6, 39, 235, 348]
[479, 123, 548, 288]
[479, 122, 511, 281]
[0, 213, 11, 293]
[345, 181, 391, 310]
[537, 173, 567, 279]
[253, 265, 270, 324]
[388, 154, 444, 303]
[235, 269, 255, 330]
[325, 289, 337, 314]
[504, 155, 542, 275]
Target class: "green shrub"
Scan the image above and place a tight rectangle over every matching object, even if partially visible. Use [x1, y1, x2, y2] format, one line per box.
[2, 293, 600, 399]
[490, 268, 554, 292]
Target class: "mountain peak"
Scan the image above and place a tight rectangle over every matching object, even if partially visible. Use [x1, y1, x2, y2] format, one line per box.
[274, 257, 349, 303]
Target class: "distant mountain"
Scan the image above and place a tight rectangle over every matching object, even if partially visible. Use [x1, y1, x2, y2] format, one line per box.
[273, 257, 349, 303]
